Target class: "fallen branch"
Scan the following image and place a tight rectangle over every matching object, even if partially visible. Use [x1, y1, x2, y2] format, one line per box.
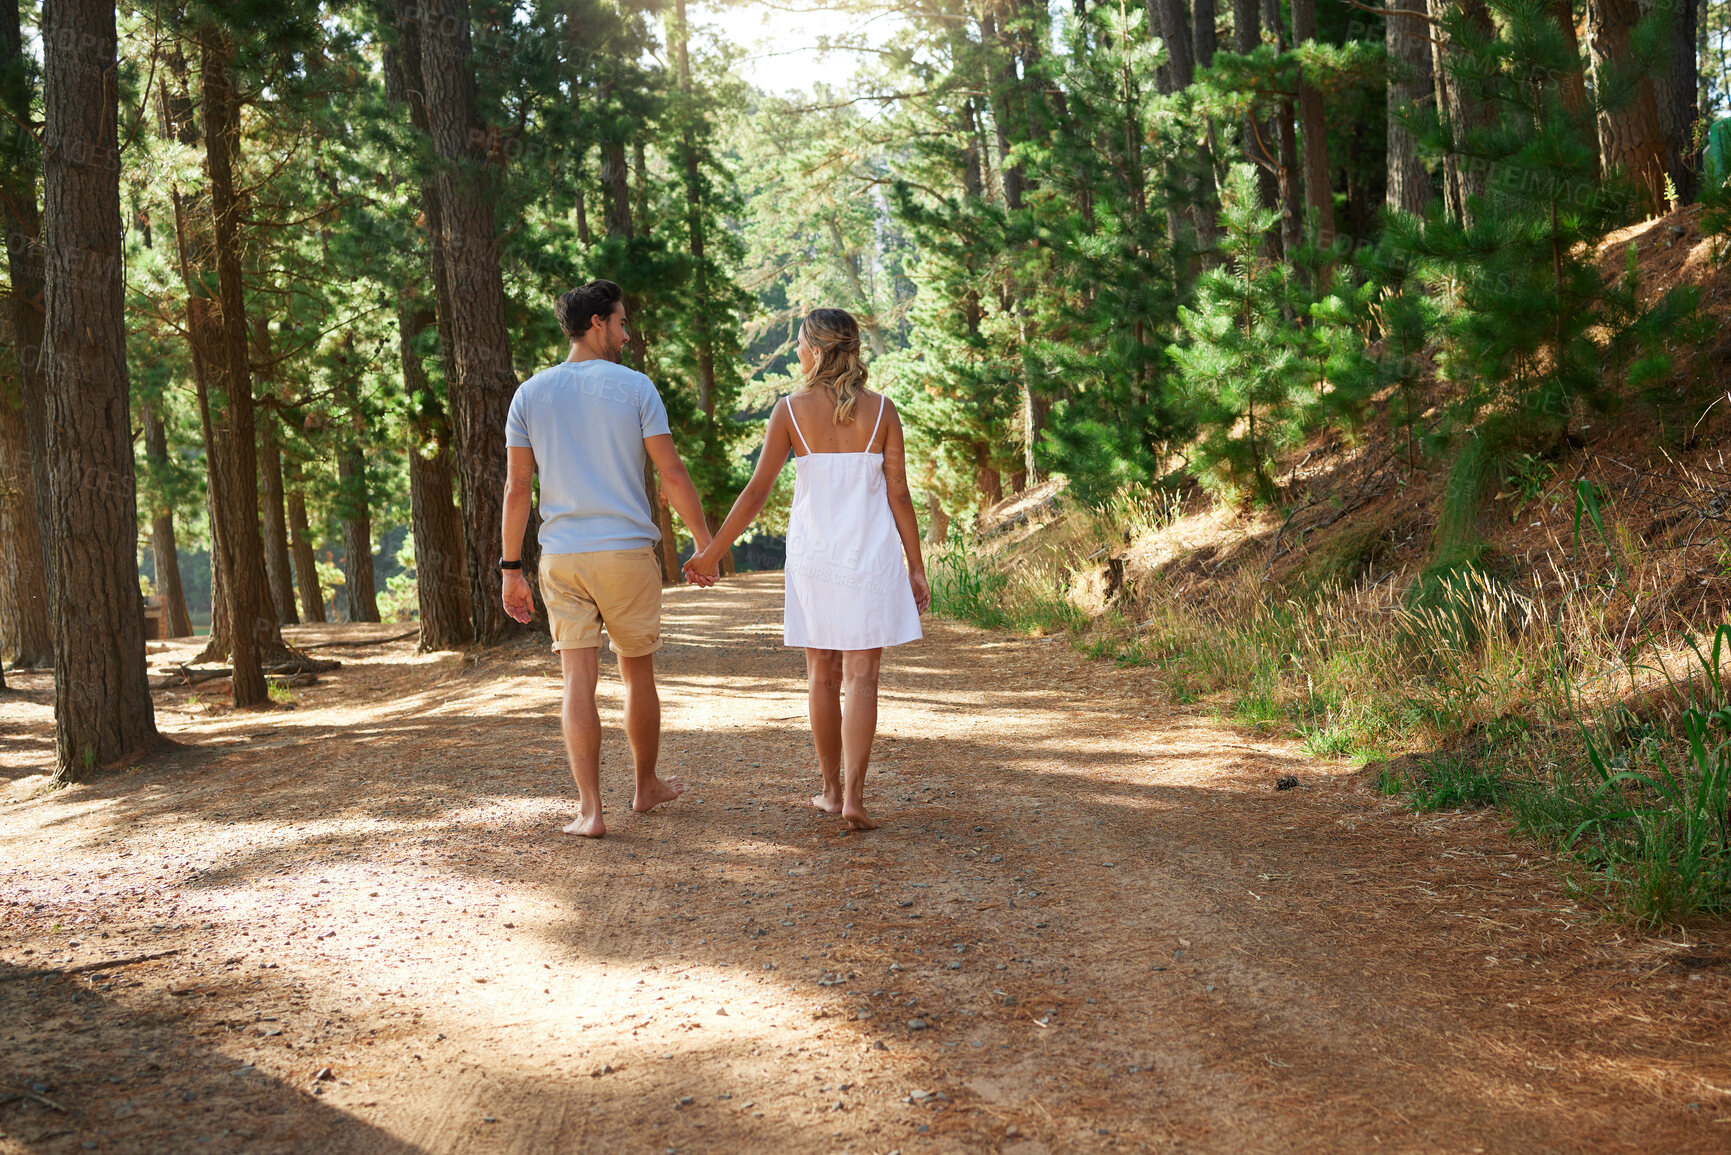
[152, 661, 333, 689]
[295, 629, 419, 650]
[0, 948, 182, 983]
[1, 1087, 67, 1112]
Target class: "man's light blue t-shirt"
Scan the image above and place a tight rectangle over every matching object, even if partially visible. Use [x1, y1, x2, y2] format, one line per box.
[504, 359, 672, 555]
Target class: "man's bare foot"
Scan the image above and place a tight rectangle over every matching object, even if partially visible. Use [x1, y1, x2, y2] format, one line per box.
[841, 803, 878, 831]
[632, 774, 685, 812]
[811, 788, 842, 814]
[562, 813, 606, 838]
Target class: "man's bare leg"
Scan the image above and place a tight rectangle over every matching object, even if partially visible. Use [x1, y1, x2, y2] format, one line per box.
[806, 648, 844, 813]
[839, 648, 882, 830]
[559, 647, 605, 837]
[620, 652, 683, 811]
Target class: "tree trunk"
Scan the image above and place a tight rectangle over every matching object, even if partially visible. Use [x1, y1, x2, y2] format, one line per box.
[252, 316, 297, 626]
[1022, 379, 1047, 485]
[161, 43, 225, 647]
[386, 6, 473, 647]
[1265, 0, 1303, 255]
[0, 373, 52, 663]
[574, 143, 590, 245]
[975, 443, 1004, 515]
[409, 435, 471, 647]
[1187, 0, 1222, 255]
[633, 140, 650, 237]
[1552, 0, 1592, 128]
[1587, 0, 1669, 214]
[199, 26, 277, 706]
[285, 463, 326, 623]
[256, 409, 299, 628]
[601, 140, 633, 238]
[982, 10, 1026, 211]
[206, 496, 229, 652]
[192, 370, 230, 659]
[1147, 0, 1194, 252]
[1291, 0, 1337, 247]
[924, 492, 951, 548]
[1430, 5, 1464, 221]
[1, 0, 55, 647]
[337, 445, 379, 622]
[1149, 0, 1196, 89]
[653, 471, 681, 585]
[1653, 0, 1698, 204]
[420, 0, 524, 645]
[1276, 106, 1302, 254]
[1235, 0, 1282, 244]
[390, 1, 461, 447]
[1193, 0, 1217, 66]
[140, 401, 193, 638]
[399, 302, 473, 649]
[1433, 0, 1496, 224]
[826, 216, 888, 354]
[1386, 0, 1434, 215]
[41, 0, 158, 778]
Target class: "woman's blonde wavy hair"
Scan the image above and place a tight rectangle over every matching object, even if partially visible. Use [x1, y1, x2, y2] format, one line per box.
[797, 308, 868, 424]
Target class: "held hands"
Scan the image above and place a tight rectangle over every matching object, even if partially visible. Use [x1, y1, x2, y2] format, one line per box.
[683, 547, 721, 588]
[910, 568, 931, 615]
[501, 569, 535, 623]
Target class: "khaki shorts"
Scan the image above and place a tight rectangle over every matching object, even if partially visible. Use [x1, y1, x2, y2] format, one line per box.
[538, 548, 663, 656]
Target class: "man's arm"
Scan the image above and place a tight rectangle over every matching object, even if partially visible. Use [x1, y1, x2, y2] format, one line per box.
[500, 445, 536, 623]
[644, 434, 712, 550]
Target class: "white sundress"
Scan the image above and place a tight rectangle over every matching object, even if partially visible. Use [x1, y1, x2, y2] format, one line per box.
[782, 394, 923, 651]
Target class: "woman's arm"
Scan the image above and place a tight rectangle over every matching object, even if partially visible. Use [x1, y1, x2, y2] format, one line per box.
[684, 401, 796, 584]
[880, 399, 930, 613]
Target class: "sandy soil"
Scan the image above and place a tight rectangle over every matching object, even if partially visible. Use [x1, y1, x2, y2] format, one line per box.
[2, 573, 1729, 1153]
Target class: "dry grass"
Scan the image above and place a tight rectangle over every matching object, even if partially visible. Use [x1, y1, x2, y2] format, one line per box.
[935, 448, 1731, 927]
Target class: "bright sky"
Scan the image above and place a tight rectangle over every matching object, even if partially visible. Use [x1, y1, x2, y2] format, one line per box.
[694, 1, 905, 97]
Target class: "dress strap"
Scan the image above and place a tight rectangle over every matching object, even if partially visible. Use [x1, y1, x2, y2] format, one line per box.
[785, 397, 812, 455]
[866, 394, 886, 452]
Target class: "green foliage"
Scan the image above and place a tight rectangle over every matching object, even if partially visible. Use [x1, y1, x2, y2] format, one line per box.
[1403, 754, 1506, 811]
[1533, 627, 1731, 924]
[1171, 164, 1311, 503]
[927, 537, 1010, 629]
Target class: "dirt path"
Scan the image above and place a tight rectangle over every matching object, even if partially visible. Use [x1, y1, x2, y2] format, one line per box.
[3, 573, 1729, 1153]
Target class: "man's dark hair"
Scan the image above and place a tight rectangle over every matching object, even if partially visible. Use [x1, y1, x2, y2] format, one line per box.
[555, 280, 624, 339]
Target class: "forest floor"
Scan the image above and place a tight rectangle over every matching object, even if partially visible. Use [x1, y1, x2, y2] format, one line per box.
[3, 573, 1731, 1154]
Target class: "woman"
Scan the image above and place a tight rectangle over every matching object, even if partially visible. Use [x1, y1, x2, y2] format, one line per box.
[684, 308, 929, 830]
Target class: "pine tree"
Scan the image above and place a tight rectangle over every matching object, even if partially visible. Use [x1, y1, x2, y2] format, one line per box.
[1171, 162, 1311, 502]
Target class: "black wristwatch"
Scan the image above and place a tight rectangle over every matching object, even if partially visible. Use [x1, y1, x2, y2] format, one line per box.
[498, 558, 522, 571]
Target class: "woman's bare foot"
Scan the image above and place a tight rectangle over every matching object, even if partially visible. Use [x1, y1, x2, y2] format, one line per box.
[562, 812, 606, 838]
[632, 774, 686, 813]
[811, 785, 842, 814]
[841, 803, 878, 831]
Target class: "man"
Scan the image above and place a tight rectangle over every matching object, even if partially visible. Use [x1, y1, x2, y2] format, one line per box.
[501, 279, 711, 838]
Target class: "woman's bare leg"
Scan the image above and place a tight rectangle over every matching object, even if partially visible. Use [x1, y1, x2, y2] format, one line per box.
[806, 648, 844, 812]
[840, 648, 883, 830]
